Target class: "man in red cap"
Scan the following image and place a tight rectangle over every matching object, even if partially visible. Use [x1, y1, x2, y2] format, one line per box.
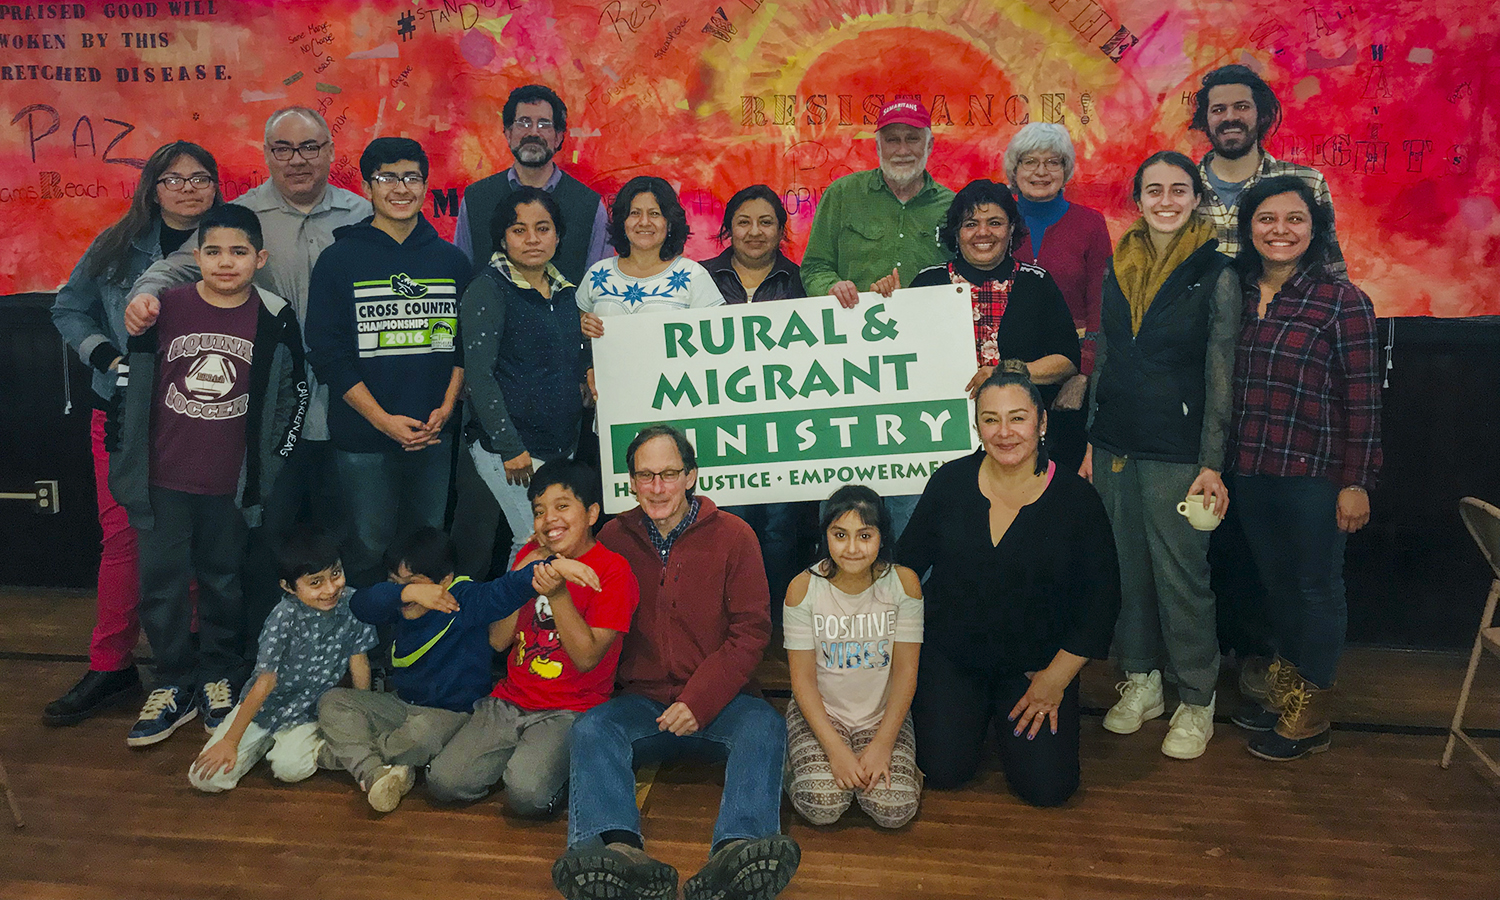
[802, 97, 955, 309]
[800, 97, 954, 539]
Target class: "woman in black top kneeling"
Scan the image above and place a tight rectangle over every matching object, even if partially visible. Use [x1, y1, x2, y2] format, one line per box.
[898, 367, 1120, 806]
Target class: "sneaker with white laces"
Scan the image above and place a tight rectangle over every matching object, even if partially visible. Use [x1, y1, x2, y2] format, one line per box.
[199, 679, 235, 733]
[1161, 695, 1216, 760]
[126, 686, 199, 747]
[366, 764, 416, 813]
[1102, 670, 1164, 734]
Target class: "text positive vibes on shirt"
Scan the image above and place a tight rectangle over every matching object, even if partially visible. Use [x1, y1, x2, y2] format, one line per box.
[814, 609, 896, 670]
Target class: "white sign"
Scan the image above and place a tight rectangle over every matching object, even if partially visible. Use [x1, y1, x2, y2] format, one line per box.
[592, 286, 979, 513]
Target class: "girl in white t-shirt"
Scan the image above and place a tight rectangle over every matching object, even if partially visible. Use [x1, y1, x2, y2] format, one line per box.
[783, 485, 924, 828]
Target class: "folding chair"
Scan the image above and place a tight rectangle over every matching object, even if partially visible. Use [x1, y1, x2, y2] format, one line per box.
[1441, 496, 1500, 779]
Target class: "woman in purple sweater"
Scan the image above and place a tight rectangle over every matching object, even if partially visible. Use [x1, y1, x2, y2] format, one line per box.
[1004, 123, 1113, 472]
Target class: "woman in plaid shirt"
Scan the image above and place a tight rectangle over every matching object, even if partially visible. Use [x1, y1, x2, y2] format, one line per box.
[1228, 175, 1382, 762]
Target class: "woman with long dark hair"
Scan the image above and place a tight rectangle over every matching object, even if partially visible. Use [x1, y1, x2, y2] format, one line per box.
[461, 186, 587, 567]
[1228, 175, 1380, 761]
[45, 141, 223, 726]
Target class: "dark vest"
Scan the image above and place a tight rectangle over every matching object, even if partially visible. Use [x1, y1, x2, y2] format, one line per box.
[1090, 241, 1232, 464]
[462, 168, 601, 285]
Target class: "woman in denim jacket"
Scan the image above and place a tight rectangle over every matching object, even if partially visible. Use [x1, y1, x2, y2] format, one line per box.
[44, 141, 223, 726]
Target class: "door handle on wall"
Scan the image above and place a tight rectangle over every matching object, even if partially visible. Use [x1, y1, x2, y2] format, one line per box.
[0, 481, 60, 514]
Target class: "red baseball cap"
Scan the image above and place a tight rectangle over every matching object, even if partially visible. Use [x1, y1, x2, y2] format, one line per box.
[875, 98, 932, 131]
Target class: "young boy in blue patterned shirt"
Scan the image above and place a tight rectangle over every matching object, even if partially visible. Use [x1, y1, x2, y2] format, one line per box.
[189, 525, 377, 793]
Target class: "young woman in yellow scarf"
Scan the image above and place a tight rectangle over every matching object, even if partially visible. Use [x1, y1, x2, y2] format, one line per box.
[1082, 150, 1241, 761]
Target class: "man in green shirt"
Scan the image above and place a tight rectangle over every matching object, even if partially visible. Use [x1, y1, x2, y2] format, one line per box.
[801, 99, 955, 309]
[800, 100, 954, 540]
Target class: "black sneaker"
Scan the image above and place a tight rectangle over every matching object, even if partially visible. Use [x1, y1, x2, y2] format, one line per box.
[552, 842, 678, 900]
[43, 667, 142, 726]
[126, 686, 199, 747]
[1231, 700, 1279, 732]
[683, 835, 801, 900]
[198, 679, 236, 733]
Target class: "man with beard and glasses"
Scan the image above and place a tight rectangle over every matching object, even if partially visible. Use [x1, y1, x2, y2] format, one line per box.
[450, 85, 611, 581]
[1191, 65, 1345, 274]
[801, 98, 954, 541]
[453, 85, 609, 285]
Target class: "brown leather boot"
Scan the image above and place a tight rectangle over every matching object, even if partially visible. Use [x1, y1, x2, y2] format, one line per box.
[1237, 655, 1275, 701]
[1265, 656, 1299, 710]
[1232, 656, 1297, 731]
[1247, 673, 1332, 761]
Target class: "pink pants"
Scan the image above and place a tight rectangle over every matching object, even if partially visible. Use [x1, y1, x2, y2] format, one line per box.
[89, 407, 141, 671]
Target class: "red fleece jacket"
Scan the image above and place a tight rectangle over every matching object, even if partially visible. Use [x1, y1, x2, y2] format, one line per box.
[598, 496, 770, 726]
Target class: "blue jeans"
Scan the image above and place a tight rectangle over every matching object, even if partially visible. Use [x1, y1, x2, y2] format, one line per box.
[566, 693, 786, 850]
[1232, 475, 1347, 689]
[469, 443, 550, 568]
[335, 445, 451, 587]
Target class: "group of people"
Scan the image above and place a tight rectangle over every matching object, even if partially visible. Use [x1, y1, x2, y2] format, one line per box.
[41, 63, 1380, 900]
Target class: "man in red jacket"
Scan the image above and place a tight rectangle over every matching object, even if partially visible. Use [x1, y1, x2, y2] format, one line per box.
[552, 424, 799, 900]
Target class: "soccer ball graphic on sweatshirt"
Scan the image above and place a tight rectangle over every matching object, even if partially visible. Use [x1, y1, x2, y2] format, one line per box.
[184, 354, 238, 401]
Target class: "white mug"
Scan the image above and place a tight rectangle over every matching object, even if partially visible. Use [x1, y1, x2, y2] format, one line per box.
[1177, 497, 1223, 531]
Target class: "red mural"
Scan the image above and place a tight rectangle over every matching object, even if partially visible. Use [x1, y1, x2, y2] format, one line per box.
[0, 0, 1495, 315]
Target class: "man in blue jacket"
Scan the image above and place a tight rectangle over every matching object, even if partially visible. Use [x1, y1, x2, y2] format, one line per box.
[305, 137, 471, 587]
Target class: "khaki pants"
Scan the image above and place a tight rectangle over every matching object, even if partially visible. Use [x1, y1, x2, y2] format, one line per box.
[317, 687, 471, 787]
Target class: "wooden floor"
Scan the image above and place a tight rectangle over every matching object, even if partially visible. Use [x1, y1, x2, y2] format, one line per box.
[3, 587, 1499, 899]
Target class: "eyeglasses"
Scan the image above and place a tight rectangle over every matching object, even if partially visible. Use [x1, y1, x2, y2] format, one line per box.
[1018, 156, 1066, 173]
[511, 117, 556, 132]
[369, 172, 427, 188]
[267, 141, 328, 161]
[157, 174, 216, 191]
[630, 468, 686, 486]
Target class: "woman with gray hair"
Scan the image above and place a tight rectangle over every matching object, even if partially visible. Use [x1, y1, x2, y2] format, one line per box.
[1003, 123, 1113, 472]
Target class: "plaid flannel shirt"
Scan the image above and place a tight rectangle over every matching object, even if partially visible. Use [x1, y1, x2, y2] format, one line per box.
[646, 496, 700, 565]
[1231, 266, 1381, 489]
[946, 262, 1014, 366]
[1199, 151, 1346, 277]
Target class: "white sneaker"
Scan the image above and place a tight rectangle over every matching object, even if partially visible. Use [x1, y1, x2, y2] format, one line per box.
[366, 764, 415, 813]
[1103, 670, 1165, 734]
[1161, 696, 1216, 760]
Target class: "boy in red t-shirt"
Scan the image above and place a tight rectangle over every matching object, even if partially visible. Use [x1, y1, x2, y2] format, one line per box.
[426, 460, 639, 816]
[109, 204, 309, 748]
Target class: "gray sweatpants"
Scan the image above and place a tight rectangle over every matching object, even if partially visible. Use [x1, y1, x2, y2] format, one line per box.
[316, 687, 470, 787]
[426, 696, 575, 816]
[1093, 451, 1221, 705]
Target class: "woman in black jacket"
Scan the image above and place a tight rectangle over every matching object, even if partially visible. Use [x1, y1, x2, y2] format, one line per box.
[1083, 151, 1239, 760]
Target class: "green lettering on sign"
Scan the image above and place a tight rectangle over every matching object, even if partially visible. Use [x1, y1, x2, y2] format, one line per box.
[610, 399, 969, 470]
